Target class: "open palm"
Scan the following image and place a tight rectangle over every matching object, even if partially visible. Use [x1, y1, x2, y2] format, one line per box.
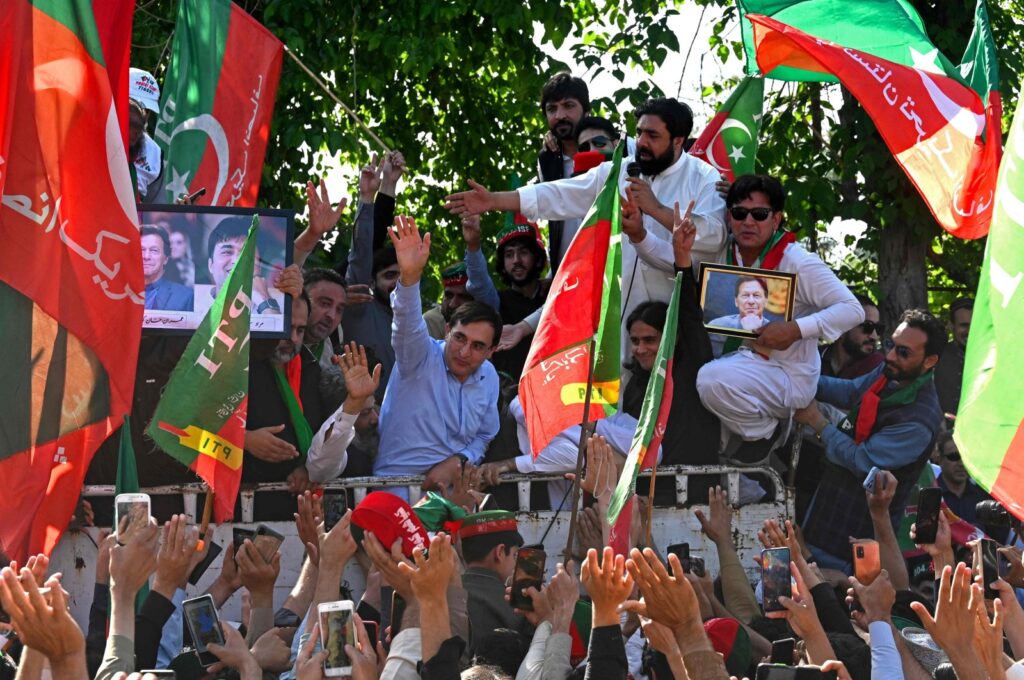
[389, 214, 431, 282]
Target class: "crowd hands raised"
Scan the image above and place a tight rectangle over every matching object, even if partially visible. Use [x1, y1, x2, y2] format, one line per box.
[8, 461, 1024, 680]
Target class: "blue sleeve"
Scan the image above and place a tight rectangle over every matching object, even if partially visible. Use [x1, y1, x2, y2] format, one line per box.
[868, 621, 904, 680]
[345, 201, 374, 286]
[821, 421, 934, 476]
[155, 588, 186, 668]
[816, 370, 878, 411]
[465, 248, 500, 311]
[391, 280, 432, 376]
[455, 375, 500, 465]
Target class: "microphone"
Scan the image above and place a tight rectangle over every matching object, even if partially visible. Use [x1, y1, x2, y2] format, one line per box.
[626, 162, 642, 178]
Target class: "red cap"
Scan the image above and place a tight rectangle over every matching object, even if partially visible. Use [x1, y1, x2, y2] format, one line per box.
[352, 491, 430, 558]
[573, 150, 607, 175]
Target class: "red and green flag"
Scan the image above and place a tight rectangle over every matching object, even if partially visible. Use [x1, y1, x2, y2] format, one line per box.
[114, 415, 150, 610]
[959, 0, 1002, 154]
[954, 96, 1024, 522]
[0, 0, 143, 562]
[749, 14, 998, 240]
[153, 0, 282, 206]
[606, 274, 681, 541]
[689, 76, 765, 181]
[519, 145, 623, 456]
[147, 216, 259, 522]
[737, 0, 959, 82]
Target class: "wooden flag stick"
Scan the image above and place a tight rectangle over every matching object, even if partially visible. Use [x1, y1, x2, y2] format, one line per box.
[563, 339, 597, 561]
[196, 489, 215, 552]
[644, 463, 658, 548]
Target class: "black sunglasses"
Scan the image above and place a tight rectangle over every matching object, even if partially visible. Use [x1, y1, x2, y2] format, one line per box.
[859, 321, 883, 335]
[579, 135, 611, 152]
[943, 451, 962, 462]
[729, 206, 774, 221]
[883, 339, 914, 359]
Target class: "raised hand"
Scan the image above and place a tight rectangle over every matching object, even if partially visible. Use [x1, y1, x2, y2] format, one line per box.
[497, 320, 533, 352]
[153, 514, 200, 598]
[581, 434, 618, 504]
[445, 180, 496, 217]
[295, 490, 324, 566]
[207, 622, 262, 677]
[461, 214, 482, 251]
[672, 200, 697, 268]
[866, 469, 897, 516]
[910, 564, 988, 679]
[245, 424, 299, 463]
[362, 532, 415, 602]
[337, 341, 382, 403]
[694, 485, 731, 546]
[305, 179, 347, 242]
[621, 187, 646, 244]
[388, 214, 431, 286]
[359, 153, 384, 203]
[295, 622, 329, 680]
[581, 547, 635, 627]
[274, 263, 305, 299]
[0, 568, 85, 669]
[847, 570, 896, 629]
[381, 151, 406, 196]
[622, 548, 701, 633]
[398, 533, 458, 603]
[911, 510, 954, 573]
[237, 540, 282, 609]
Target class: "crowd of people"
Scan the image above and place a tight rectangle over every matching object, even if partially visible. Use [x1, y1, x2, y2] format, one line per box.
[1, 62, 1018, 679]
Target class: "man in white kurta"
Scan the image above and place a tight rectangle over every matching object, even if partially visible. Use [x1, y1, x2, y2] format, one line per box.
[694, 176, 864, 442]
[445, 98, 726, 360]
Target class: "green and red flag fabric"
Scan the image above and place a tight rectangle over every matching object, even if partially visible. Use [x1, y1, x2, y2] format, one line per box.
[519, 145, 623, 456]
[147, 216, 259, 522]
[92, 0, 135, 151]
[114, 415, 150, 610]
[954, 95, 1024, 522]
[959, 0, 1002, 154]
[689, 76, 765, 181]
[748, 14, 998, 240]
[154, 0, 282, 206]
[737, 0, 959, 82]
[0, 0, 143, 562]
[606, 273, 681, 549]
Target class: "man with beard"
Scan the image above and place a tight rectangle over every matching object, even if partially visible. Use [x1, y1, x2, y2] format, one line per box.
[819, 294, 885, 379]
[462, 215, 548, 379]
[424, 263, 475, 340]
[537, 72, 590, 273]
[446, 97, 725, 359]
[793, 309, 944, 572]
[128, 68, 163, 200]
[303, 267, 348, 371]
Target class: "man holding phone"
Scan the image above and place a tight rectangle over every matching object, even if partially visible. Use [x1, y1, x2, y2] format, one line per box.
[794, 309, 945, 572]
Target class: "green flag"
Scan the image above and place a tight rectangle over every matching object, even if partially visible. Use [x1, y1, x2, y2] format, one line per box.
[954, 96, 1024, 521]
[737, 0, 959, 82]
[114, 415, 148, 610]
[147, 216, 258, 522]
[689, 76, 765, 181]
[959, 0, 1003, 148]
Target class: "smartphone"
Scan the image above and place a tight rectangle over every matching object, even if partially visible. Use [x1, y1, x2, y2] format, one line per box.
[323, 490, 349, 532]
[756, 664, 838, 680]
[188, 541, 223, 586]
[182, 595, 224, 668]
[770, 638, 795, 665]
[114, 493, 150, 544]
[233, 527, 256, 556]
[363, 620, 378, 646]
[253, 524, 284, 563]
[862, 466, 881, 493]
[319, 600, 356, 677]
[915, 487, 943, 545]
[511, 547, 547, 611]
[188, 187, 207, 201]
[667, 543, 690, 574]
[139, 672, 176, 678]
[379, 586, 394, 646]
[689, 556, 706, 578]
[761, 547, 791, 616]
[852, 540, 881, 585]
[977, 538, 1000, 599]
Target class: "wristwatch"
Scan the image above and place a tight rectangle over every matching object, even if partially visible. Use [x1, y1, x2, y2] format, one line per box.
[256, 298, 281, 314]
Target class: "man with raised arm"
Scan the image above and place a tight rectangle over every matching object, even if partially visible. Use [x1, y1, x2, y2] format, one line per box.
[375, 216, 503, 496]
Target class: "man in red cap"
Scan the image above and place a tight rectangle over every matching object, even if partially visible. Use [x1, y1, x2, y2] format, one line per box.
[462, 216, 548, 379]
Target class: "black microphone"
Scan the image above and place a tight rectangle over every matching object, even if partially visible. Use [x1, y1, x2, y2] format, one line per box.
[626, 162, 642, 178]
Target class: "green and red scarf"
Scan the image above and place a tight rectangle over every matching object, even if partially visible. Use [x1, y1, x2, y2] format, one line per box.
[839, 372, 933, 443]
[271, 355, 314, 458]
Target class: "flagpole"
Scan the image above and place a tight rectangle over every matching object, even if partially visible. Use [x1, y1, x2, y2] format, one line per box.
[197, 488, 214, 552]
[644, 463, 657, 548]
[283, 46, 393, 153]
[563, 339, 597, 562]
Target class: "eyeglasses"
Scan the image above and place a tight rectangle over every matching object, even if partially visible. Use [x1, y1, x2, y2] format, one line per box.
[448, 330, 491, 355]
[943, 451, 962, 462]
[729, 206, 774, 222]
[859, 321, 883, 336]
[579, 135, 612, 152]
[883, 339, 914, 359]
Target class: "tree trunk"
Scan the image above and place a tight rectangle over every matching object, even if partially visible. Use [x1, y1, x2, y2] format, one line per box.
[878, 222, 929, 331]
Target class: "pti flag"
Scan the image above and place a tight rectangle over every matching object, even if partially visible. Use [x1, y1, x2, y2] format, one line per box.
[959, 0, 1002, 155]
[749, 14, 999, 240]
[519, 145, 623, 456]
[607, 273, 680, 531]
[154, 0, 282, 206]
[689, 76, 764, 181]
[954, 96, 1024, 522]
[147, 216, 258, 522]
[0, 0, 143, 561]
[737, 0, 959, 82]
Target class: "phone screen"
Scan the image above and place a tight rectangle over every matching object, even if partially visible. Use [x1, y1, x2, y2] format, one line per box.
[667, 543, 690, 574]
[915, 487, 943, 545]
[770, 638, 795, 665]
[980, 539, 999, 599]
[115, 496, 150, 544]
[233, 528, 256, 556]
[511, 548, 546, 611]
[320, 607, 355, 672]
[761, 547, 791, 614]
[183, 596, 223, 664]
[253, 525, 284, 563]
[323, 491, 348, 532]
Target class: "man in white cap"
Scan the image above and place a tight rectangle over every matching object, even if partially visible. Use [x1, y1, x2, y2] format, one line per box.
[128, 67, 163, 199]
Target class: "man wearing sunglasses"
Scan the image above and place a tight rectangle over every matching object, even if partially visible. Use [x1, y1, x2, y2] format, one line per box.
[934, 431, 1008, 542]
[695, 175, 863, 462]
[820, 294, 886, 379]
[576, 116, 621, 158]
[794, 308, 945, 572]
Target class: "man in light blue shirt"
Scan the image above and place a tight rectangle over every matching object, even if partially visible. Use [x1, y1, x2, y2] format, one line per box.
[375, 215, 502, 494]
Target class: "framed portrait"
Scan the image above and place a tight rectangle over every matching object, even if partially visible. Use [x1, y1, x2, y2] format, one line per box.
[137, 204, 295, 337]
[698, 263, 797, 343]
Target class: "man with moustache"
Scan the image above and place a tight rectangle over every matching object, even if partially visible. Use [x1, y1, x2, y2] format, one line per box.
[793, 309, 945, 571]
[303, 267, 348, 372]
[446, 97, 725, 352]
[537, 72, 590, 273]
[423, 263, 475, 340]
[819, 294, 885, 379]
[462, 215, 548, 378]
